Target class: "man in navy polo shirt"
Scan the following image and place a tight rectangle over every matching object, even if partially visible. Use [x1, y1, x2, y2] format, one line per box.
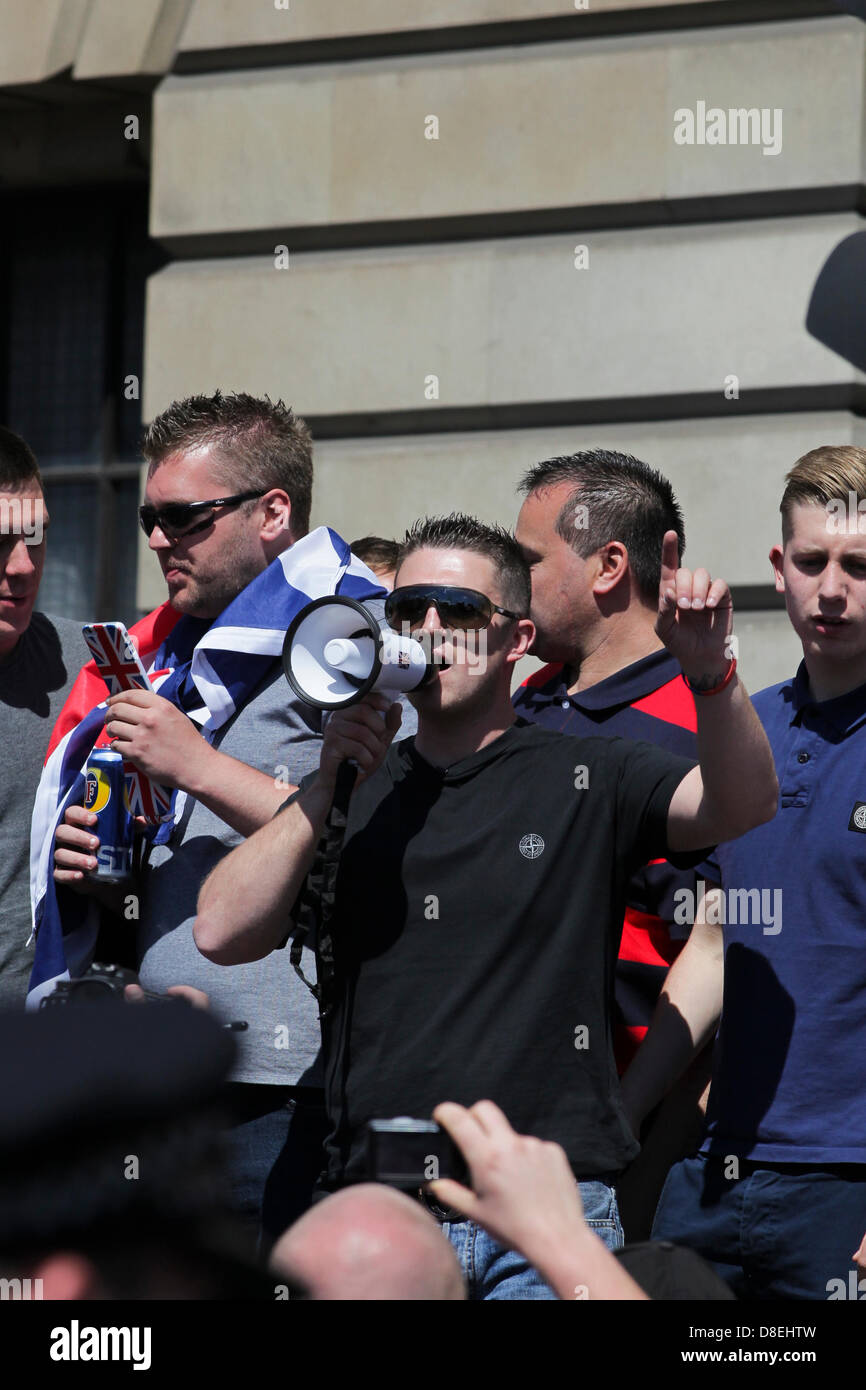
[514, 450, 714, 1238]
[625, 444, 866, 1299]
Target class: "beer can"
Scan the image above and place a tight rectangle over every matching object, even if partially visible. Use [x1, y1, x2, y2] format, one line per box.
[83, 748, 134, 885]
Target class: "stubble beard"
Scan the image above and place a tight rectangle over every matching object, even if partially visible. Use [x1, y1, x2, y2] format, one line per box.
[413, 659, 503, 728]
[167, 550, 264, 621]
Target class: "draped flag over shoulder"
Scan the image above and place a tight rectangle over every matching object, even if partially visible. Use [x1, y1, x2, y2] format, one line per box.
[27, 527, 385, 1007]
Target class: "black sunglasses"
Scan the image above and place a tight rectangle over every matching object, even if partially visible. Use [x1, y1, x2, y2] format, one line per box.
[385, 584, 523, 631]
[138, 491, 265, 539]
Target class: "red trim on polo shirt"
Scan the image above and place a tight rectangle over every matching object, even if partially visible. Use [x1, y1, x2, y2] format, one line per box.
[630, 675, 698, 733]
[520, 662, 564, 690]
[615, 1024, 648, 1074]
[620, 906, 687, 970]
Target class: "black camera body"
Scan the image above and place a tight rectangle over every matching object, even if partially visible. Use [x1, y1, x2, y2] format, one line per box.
[366, 1118, 468, 1189]
[39, 962, 173, 1007]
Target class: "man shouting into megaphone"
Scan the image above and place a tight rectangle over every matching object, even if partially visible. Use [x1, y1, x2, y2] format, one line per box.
[195, 511, 778, 1300]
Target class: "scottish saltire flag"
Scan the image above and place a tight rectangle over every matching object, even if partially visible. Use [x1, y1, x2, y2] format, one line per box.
[27, 527, 385, 1008]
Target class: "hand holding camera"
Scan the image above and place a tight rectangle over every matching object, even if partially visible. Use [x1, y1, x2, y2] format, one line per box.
[40, 964, 243, 1027]
[427, 1100, 588, 1258]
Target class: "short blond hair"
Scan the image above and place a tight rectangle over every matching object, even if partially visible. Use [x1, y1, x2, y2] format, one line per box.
[780, 445, 866, 541]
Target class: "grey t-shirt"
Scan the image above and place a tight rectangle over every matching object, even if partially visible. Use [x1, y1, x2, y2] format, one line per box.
[0, 612, 88, 1010]
[137, 609, 417, 1087]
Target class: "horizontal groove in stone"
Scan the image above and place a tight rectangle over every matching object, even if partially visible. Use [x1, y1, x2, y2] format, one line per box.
[173, 1, 841, 74]
[154, 186, 866, 260]
[729, 586, 787, 610]
[303, 386, 866, 440]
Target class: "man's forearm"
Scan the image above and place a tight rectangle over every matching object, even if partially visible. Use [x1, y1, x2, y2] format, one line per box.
[194, 778, 333, 965]
[181, 743, 298, 838]
[528, 1223, 649, 1301]
[690, 672, 778, 841]
[619, 911, 724, 1132]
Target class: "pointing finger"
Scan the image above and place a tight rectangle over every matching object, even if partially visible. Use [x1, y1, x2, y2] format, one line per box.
[659, 530, 680, 593]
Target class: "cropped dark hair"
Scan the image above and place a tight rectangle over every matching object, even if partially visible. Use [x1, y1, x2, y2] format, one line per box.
[350, 537, 400, 573]
[518, 450, 684, 602]
[397, 513, 530, 615]
[143, 391, 313, 538]
[0, 427, 42, 491]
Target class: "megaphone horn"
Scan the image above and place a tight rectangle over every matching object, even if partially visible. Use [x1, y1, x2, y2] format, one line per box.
[283, 595, 435, 710]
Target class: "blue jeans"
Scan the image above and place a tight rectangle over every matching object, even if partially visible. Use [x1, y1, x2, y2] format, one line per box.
[441, 1178, 623, 1300]
[653, 1152, 866, 1300]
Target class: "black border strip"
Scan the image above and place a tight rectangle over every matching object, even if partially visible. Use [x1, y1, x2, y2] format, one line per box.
[173, 1, 843, 74]
[731, 585, 787, 610]
[303, 384, 866, 440]
[154, 186, 866, 259]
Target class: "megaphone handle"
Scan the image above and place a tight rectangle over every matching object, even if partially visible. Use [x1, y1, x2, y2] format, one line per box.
[332, 758, 359, 819]
[332, 688, 398, 802]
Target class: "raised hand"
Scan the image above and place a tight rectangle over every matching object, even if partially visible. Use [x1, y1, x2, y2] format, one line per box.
[655, 530, 734, 689]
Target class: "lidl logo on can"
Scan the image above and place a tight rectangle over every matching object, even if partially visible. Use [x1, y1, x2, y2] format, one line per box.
[84, 768, 111, 814]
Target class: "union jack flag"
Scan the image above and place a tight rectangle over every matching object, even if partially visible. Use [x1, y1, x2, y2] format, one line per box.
[82, 622, 151, 694]
[123, 762, 174, 823]
[82, 622, 175, 826]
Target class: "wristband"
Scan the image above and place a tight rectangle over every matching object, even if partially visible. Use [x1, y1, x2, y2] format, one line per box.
[681, 657, 737, 697]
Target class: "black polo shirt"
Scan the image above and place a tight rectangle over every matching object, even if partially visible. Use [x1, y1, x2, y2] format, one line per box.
[513, 651, 703, 1071]
[286, 719, 698, 1186]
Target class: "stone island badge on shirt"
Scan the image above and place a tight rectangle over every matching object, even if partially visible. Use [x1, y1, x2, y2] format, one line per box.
[848, 802, 866, 833]
[519, 833, 545, 859]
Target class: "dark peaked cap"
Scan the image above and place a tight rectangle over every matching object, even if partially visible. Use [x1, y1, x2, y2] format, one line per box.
[0, 1001, 235, 1161]
[0, 1004, 280, 1297]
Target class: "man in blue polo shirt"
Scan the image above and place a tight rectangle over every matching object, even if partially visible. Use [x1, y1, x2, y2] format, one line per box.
[623, 444, 866, 1299]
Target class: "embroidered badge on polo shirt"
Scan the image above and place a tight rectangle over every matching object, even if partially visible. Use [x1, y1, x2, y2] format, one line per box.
[849, 803, 866, 833]
[519, 834, 545, 859]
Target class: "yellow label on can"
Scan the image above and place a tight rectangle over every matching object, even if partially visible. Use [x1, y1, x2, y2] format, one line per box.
[83, 767, 111, 814]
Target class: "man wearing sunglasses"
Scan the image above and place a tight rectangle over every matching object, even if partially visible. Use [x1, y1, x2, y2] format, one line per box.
[195, 511, 777, 1300]
[52, 390, 409, 1246]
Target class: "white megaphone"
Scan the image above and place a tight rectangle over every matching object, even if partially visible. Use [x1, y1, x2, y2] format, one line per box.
[282, 595, 436, 710]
